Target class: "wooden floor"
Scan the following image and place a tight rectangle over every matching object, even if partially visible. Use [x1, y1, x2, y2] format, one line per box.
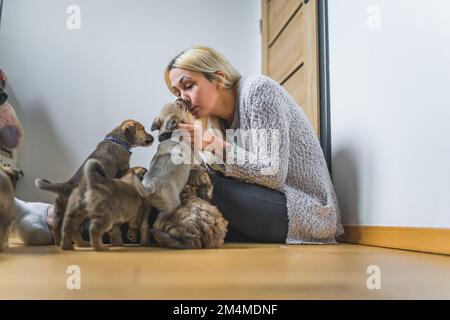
[1, 237, 449, 300]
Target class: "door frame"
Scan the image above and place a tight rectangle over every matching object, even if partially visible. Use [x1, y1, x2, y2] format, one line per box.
[318, 0, 332, 176]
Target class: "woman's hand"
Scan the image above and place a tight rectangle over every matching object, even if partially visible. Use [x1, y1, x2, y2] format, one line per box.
[177, 121, 230, 159]
[177, 121, 203, 149]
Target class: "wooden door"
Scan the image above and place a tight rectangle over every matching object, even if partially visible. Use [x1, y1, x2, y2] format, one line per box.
[261, 0, 320, 136]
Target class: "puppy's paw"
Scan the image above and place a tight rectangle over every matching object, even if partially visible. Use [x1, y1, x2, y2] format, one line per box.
[76, 240, 90, 248]
[140, 233, 150, 246]
[127, 229, 138, 242]
[110, 237, 123, 247]
[61, 243, 74, 251]
[93, 244, 110, 251]
[110, 228, 124, 246]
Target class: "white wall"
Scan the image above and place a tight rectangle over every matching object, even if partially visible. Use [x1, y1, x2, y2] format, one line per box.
[328, 0, 450, 227]
[0, 0, 261, 201]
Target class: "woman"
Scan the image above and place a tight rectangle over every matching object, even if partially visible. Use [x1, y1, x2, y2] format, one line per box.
[15, 46, 343, 245]
[164, 46, 343, 244]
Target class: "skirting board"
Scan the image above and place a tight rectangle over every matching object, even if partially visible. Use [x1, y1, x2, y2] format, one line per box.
[342, 226, 450, 256]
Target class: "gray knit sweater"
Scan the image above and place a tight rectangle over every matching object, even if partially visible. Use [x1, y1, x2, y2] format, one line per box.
[222, 75, 344, 244]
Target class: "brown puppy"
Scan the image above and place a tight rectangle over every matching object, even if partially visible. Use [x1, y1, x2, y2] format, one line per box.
[118, 166, 150, 244]
[59, 165, 149, 249]
[151, 166, 228, 249]
[61, 160, 151, 251]
[0, 165, 14, 251]
[35, 120, 154, 245]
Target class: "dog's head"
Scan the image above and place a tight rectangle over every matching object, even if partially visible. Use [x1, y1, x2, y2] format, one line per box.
[151, 99, 194, 135]
[119, 120, 154, 147]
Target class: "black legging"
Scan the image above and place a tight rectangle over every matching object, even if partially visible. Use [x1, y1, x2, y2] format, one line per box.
[208, 170, 288, 243]
[81, 170, 288, 244]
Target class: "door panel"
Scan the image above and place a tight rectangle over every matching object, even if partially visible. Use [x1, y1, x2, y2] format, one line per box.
[262, 0, 320, 136]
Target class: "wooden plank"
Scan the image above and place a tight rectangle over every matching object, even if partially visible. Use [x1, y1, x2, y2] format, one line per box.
[263, 0, 320, 138]
[268, 5, 306, 83]
[302, 0, 320, 137]
[268, 0, 303, 45]
[261, 0, 269, 74]
[343, 226, 450, 255]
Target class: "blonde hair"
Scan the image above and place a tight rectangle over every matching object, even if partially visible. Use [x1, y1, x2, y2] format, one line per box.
[165, 46, 241, 133]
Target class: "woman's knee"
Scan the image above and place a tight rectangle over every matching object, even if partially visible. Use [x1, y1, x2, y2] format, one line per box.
[209, 170, 288, 243]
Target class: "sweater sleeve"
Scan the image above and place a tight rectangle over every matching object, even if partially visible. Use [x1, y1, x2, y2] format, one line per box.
[224, 77, 290, 190]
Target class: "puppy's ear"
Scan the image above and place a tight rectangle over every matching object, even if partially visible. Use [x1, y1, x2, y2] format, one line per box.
[124, 128, 136, 146]
[120, 120, 136, 142]
[121, 120, 135, 132]
[151, 117, 162, 131]
[165, 115, 178, 131]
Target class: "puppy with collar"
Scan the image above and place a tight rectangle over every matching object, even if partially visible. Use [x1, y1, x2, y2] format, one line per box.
[141, 99, 196, 214]
[35, 120, 154, 245]
[61, 161, 150, 251]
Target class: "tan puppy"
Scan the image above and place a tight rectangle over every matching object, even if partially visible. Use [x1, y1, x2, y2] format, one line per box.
[61, 160, 151, 251]
[59, 165, 148, 249]
[142, 98, 196, 214]
[151, 166, 228, 249]
[35, 120, 154, 245]
[0, 165, 14, 251]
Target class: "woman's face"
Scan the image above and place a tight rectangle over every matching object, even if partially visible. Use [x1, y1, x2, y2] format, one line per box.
[169, 68, 220, 119]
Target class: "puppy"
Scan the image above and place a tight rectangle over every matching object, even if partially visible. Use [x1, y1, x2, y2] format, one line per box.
[119, 166, 150, 244]
[61, 160, 151, 251]
[141, 98, 196, 214]
[60, 165, 149, 250]
[0, 164, 14, 251]
[151, 166, 228, 249]
[35, 120, 154, 245]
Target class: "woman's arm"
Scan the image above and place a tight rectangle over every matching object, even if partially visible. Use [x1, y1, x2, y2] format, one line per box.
[178, 77, 291, 190]
[223, 78, 290, 190]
